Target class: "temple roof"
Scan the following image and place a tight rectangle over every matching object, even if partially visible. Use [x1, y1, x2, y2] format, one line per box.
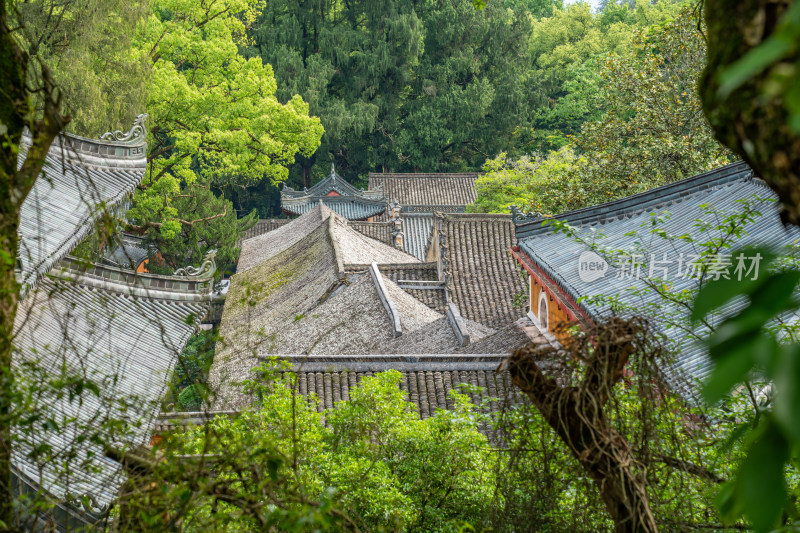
[210, 202, 541, 412]
[430, 213, 527, 329]
[162, 324, 549, 439]
[367, 172, 479, 214]
[237, 204, 417, 273]
[241, 215, 431, 261]
[13, 256, 213, 520]
[10, 116, 220, 526]
[17, 116, 147, 292]
[513, 162, 800, 381]
[401, 213, 435, 260]
[281, 164, 388, 220]
[240, 219, 291, 244]
[102, 233, 151, 270]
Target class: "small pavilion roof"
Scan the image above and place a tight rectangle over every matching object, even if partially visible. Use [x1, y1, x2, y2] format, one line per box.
[281, 164, 387, 220]
[101, 233, 151, 270]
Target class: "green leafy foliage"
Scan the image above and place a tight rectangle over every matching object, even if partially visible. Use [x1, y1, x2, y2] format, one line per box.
[145, 185, 255, 278]
[246, 0, 541, 184]
[10, 0, 150, 136]
[132, 356, 745, 530]
[473, 5, 730, 216]
[716, 2, 800, 132]
[143, 367, 496, 531]
[169, 329, 217, 411]
[125, 0, 322, 268]
[692, 251, 800, 531]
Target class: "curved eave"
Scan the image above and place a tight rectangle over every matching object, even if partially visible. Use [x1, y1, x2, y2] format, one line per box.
[20, 129, 147, 170]
[16, 127, 148, 293]
[54, 256, 214, 303]
[510, 246, 596, 323]
[281, 198, 388, 221]
[281, 190, 387, 203]
[513, 161, 753, 238]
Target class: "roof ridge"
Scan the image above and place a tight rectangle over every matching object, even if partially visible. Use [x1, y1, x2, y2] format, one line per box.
[53, 257, 214, 302]
[369, 263, 402, 337]
[21, 116, 147, 168]
[325, 213, 347, 277]
[433, 213, 454, 301]
[514, 161, 752, 237]
[368, 172, 480, 178]
[442, 212, 512, 221]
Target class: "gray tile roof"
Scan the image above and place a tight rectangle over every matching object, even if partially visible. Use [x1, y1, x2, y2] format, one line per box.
[210, 265, 463, 411]
[238, 204, 418, 273]
[209, 219, 342, 410]
[282, 199, 388, 220]
[10, 118, 219, 526]
[514, 162, 800, 381]
[282, 165, 387, 220]
[157, 316, 555, 438]
[240, 219, 291, 243]
[102, 233, 151, 269]
[241, 216, 430, 261]
[433, 213, 527, 328]
[210, 203, 545, 412]
[343, 263, 446, 312]
[17, 129, 147, 291]
[329, 215, 419, 265]
[349, 220, 394, 245]
[367, 173, 479, 209]
[377, 262, 446, 313]
[240, 218, 395, 248]
[13, 259, 211, 516]
[401, 213, 435, 260]
[237, 204, 333, 272]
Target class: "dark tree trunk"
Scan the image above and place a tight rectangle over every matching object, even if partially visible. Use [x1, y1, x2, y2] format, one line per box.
[0, 3, 68, 528]
[504, 320, 658, 533]
[700, 0, 800, 224]
[0, 5, 28, 527]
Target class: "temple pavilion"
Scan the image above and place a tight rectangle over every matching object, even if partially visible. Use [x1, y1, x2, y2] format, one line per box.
[280, 164, 388, 220]
[13, 116, 214, 530]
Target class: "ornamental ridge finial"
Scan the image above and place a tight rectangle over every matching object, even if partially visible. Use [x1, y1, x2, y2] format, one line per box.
[173, 249, 217, 279]
[99, 113, 147, 143]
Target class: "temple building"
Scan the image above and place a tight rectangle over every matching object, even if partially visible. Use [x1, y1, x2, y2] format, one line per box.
[12, 117, 214, 530]
[367, 172, 479, 216]
[201, 203, 541, 431]
[253, 172, 484, 265]
[511, 161, 800, 382]
[280, 164, 388, 220]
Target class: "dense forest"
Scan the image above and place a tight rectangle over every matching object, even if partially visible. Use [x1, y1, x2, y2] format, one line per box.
[4, 0, 800, 531]
[16, 0, 724, 277]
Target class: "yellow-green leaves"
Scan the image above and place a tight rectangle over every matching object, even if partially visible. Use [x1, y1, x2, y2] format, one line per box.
[128, 0, 323, 244]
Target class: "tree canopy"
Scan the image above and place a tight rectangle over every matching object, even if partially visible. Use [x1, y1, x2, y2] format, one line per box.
[472, 5, 730, 216]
